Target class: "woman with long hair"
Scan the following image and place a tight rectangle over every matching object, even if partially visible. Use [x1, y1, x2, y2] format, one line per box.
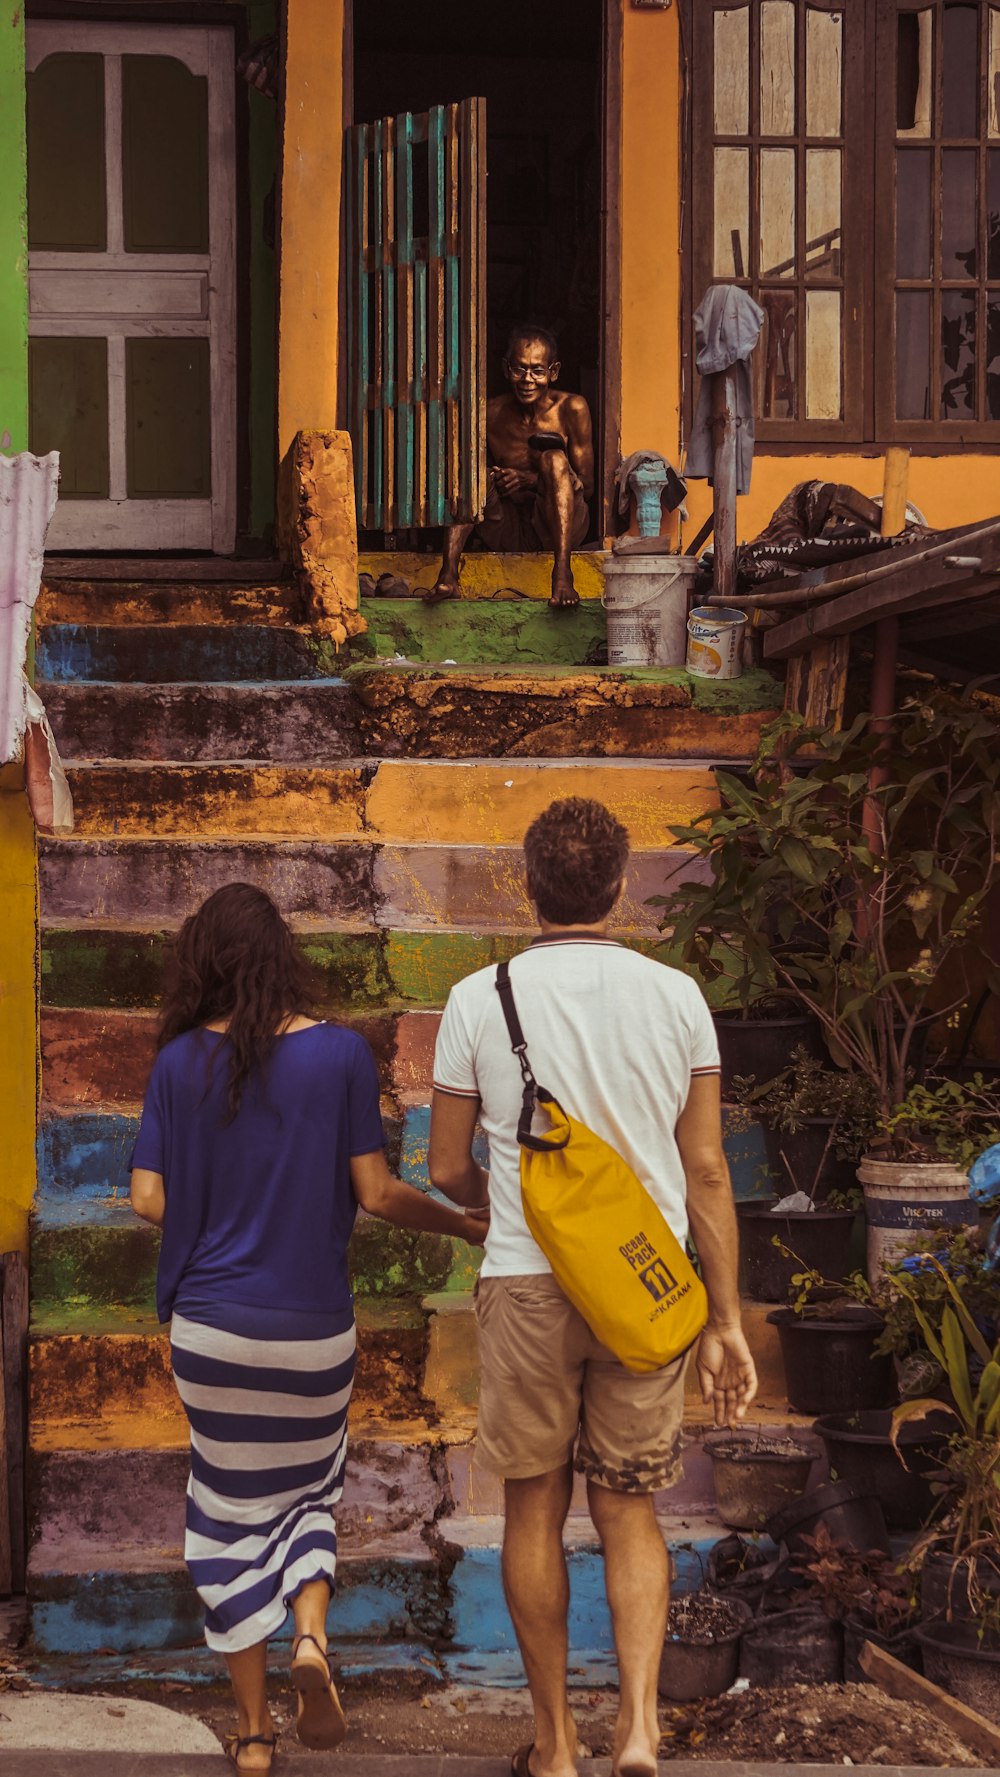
[130, 883, 488, 1772]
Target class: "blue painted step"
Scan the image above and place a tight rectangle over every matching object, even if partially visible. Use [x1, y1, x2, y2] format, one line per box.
[36, 625, 340, 685]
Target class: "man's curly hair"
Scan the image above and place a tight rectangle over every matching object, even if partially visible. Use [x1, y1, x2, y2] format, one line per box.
[523, 798, 629, 926]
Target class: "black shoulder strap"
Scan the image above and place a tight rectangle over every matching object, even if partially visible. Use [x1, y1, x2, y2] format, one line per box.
[496, 961, 569, 1152]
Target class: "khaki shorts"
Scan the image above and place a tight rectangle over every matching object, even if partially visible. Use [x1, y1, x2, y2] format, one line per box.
[475, 479, 590, 552]
[473, 1273, 689, 1492]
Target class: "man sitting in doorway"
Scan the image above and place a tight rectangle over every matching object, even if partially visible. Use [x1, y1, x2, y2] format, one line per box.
[426, 325, 594, 609]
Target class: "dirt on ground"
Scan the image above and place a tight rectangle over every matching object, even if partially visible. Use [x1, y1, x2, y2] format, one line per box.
[180, 1678, 982, 1766]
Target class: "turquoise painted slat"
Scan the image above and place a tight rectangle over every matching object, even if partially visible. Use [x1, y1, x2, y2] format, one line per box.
[395, 110, 415, 529]
[427, 104, 446, 526]
[345, 98, 484, 532]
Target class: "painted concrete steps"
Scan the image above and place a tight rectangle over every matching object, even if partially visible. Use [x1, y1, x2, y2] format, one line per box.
[44, 682, 363, 764]
[37, 578, 302, 627]
[36, 623, 342, 685]
[358, 548, 607, 602]
[42, 670, 780, 764]
[56, 756, 719, 843]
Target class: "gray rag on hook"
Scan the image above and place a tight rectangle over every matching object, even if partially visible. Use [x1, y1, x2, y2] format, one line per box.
[686, 285, 765, 496]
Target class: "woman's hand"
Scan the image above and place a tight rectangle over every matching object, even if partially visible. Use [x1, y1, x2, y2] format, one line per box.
[462, 1203, 491, 1247]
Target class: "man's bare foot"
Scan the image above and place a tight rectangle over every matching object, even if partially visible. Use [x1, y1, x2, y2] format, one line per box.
[549, 572, 580, 610]
[423, 573, 459, 604]
[611, 1716, 659, 1777]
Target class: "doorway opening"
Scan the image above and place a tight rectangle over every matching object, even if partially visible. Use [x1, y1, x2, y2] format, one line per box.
[351, 0, 607, 547]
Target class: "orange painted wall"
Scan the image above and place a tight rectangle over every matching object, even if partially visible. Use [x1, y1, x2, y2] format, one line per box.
[277, 0, 345, 458]
[618, 8, 1000, 542]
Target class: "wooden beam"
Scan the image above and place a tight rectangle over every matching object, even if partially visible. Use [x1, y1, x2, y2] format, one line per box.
[765, 536, 1000, 661]
[859, 1640, 1000, 1766]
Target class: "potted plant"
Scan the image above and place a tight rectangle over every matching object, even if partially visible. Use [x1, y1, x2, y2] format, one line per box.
[733, 1047, 878, 1202]
[704, 1424, 818, 1530]
[889, 1256, 1000, 1639]
[765, 1262, 896, 1416]
[874, 1223, 1000, 1400]
[789, 1522, 921, 1681]
[658, 1591, 752, 1703]
[656, 690, 1000, 1264]
[862, 1074, 1000, 1276]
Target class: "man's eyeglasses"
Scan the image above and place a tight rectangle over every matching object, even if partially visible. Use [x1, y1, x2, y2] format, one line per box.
[505, 363, 551, 381]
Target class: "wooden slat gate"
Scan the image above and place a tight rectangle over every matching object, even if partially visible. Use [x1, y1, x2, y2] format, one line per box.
[346, 99, 487, 532]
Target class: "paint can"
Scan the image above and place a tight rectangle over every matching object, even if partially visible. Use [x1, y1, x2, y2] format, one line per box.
[857, 1157, 977, 1275]
[686, 606, 747, 680]
[601, 552, 700, 668]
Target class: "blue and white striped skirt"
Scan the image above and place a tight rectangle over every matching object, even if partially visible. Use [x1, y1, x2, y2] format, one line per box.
[170, 1304, 357, 1654]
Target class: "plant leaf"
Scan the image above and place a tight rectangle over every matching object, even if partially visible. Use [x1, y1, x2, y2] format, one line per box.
[941, 1305, 976, 1429]
[890, 1398, 958, 1459]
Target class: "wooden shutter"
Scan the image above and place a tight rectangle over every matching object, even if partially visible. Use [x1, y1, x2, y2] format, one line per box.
[345, 98, 486, 531]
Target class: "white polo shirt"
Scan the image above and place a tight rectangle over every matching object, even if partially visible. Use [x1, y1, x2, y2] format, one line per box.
[432, 936, 721, 1276]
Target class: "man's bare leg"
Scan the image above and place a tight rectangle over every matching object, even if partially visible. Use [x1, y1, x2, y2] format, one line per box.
[502, 1468, 580, 1777]
[537, 452, 580, 610]
[425, 522, 473, 602]
[587, 1481, 668, 1777]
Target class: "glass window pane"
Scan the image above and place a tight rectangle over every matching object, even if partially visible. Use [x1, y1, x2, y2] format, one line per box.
[27, 53, 106, 252]
[987, 296, 1000, 416]
[897, 290, 931, 419]
[806, 8, 842, 137]
[805, 289, 842, 418]
[991, 9, 1000, 135]
[941, 289, 977, 418]
[989, 150, 1000, 276]
[714, 7, 749, 135]
[942, 4, 979, 138]
[714, 147, 749, 277]
[942, 150, 978, 277]
[760, 148, 796, 279]
[761, 0, 796, 135]
[805, 148, 841, 278]
[897, 10, 933, 137]
[760, 289, 797, 419]
[28, 337, 109, 497]
[125, 337, 211, 497]
[122, 56, 209, 253]
[897, 149, 932, 278]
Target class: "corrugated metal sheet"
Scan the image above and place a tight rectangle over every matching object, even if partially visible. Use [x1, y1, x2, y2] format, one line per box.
[1, 450, 59, 764]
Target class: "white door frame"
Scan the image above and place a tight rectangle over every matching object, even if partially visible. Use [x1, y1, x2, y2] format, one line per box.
[27, 21, 237, 553]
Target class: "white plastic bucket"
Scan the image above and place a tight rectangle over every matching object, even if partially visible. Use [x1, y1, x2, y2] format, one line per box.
[601, 553, 700, 667]
[858, 1157, 976, 1276]
[686, 606, 747, 679]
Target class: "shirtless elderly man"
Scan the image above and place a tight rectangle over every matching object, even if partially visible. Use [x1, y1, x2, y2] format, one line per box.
[427, 326, 594, 610]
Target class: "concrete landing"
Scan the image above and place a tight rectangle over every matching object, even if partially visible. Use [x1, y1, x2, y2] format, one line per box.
[2, 1754, 988, 1777]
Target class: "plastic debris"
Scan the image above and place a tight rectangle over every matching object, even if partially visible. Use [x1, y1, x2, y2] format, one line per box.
[770, 1191, 814, 1214]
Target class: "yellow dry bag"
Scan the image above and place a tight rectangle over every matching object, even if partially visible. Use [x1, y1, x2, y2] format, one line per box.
[496, 962, 708, 1374]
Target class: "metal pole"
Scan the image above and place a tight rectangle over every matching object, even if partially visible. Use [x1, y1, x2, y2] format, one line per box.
[710, 368, 738, 601]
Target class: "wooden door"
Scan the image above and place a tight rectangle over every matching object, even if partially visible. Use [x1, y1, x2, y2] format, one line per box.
[345, 99, 486, 531]
[26, 22, 236, 553]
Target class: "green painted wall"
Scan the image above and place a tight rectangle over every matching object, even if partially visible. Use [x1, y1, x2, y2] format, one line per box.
[0, 0, 27, 451]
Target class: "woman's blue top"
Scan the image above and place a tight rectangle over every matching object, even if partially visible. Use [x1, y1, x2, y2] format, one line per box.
[131, 1022, 385, 1324]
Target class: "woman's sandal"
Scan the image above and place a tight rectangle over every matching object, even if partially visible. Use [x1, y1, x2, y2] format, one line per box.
[222, 1730, 278, 1772]
[290, 1632, 347, 1751]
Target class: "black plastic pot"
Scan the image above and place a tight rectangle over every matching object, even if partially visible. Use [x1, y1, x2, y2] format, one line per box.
[766, 1306, 896, 1415]
[916, 1621, 1000, 1725]
[705, 1427, 818, 1530]
[760, 1116, 859, 1202]
[812, 1409, 952, 1532]
[921, 1549, 1000, 1623]
[739, 1604, 844, 1687]
[706, 1535, 785, 1615]
[715, 1011, 824, 1096]
[843, 1615, 921, 1682]
[658, 1597, 753, 1703]
[738, 1203, 857, 1302]
[766, 1477, 891, 1555]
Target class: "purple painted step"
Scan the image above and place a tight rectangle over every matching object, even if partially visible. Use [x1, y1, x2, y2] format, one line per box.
[40, 839, 376, 921]
[45, 681, 362, 762]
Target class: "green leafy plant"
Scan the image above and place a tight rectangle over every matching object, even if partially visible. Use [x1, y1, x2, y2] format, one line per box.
[890, 1258, 1000, 1585]
[733, 1046, 879, 1168]
[874, 1227, 1000, 1392]
[881, 1074, 1000, 1168]
[779, 1249, 875, 1316]
[655, 691, 1000, 1143]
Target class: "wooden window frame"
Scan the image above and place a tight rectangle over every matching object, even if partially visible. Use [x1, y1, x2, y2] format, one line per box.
[684, 0, 1000, 452]
[874, 0, 1000, 444]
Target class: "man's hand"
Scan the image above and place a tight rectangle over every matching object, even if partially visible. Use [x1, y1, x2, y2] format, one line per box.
[695, 1322, 758, 1427]
[492, 466, 537, 497]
